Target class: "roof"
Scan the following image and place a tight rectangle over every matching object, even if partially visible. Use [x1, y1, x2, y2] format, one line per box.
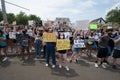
[90, 17, 106, 24]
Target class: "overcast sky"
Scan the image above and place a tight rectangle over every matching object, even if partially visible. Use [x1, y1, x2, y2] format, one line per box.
[0, 0, 120, 22]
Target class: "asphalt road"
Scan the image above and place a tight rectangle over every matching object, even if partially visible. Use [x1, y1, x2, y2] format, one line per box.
[0, 53, 120, 80]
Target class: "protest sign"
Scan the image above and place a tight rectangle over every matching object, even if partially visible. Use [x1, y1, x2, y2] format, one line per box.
[9, 32, 16, 39]
[90, 24, 97, 30]
[75, 20, 89, 30]
[12, 21, 16, 25]
[56, 39, 70, 50]
[28, 20, 34, 25]
[74, 39, 85, 48]
[43, 32, 56, 42]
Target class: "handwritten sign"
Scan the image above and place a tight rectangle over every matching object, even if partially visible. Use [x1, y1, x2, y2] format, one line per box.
[57, 39, 70, 50]
[9, 32, 16, 39]
[74, 39, 85, 48]
[43, 32, 56, 42]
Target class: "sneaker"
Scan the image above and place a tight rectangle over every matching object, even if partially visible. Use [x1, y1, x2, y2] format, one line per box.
[95, 63, 98, 68]
[66, 66, 70, 71]
[112, 65, 116, 69]
[45, 64, 49, 67]
[2, 57, 8, 62]
[29, 50, 32, 53]
[21, 60, 25, 64]
[59, 64, 62, 68]
[52, 65, 55, 68]
[69, 60, 72, 63]
[102, 63, 107, 68]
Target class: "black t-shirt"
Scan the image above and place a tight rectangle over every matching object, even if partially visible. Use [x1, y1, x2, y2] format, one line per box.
[69, 37, 73, 44]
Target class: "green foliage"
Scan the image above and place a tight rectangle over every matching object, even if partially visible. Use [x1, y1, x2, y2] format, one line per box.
[16, 11, 28, 25]
[0, 10, 41, 25]
[28, 14, 41, 21]
[7, 13, 16, 24]
[106, 8, 120, 25]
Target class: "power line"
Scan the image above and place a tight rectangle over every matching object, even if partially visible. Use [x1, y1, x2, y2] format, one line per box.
[5, 0, 30, 11]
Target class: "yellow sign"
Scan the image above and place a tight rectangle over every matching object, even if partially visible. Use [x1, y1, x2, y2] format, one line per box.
[43, 32, 56, 42]
[57, 39, 70, 50]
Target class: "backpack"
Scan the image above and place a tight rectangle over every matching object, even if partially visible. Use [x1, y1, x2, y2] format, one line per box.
[21, 34, 29, 47]
[16, 33, 22, 43]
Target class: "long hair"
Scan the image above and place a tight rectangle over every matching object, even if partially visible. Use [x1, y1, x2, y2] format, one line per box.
[58, 32, 65, 39]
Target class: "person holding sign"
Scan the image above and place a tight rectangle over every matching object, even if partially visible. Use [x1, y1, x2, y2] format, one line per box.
[34, 29, 42, 60]
[20, 29, 30, 63]
[8, 27, 17, 53]
[57, 32, 69, 71]
[27, 26, 34, 53]
[70, 30, 81, 63]
[44, 28, 56, 68]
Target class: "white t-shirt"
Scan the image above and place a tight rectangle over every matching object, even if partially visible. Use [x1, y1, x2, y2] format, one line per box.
[64, 32, 71, 40]
[27, 29, 33, 37]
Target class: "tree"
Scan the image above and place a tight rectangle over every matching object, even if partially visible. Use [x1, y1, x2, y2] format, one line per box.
[7, 13, 16, 24]
[16, 11, 28, 25]
[106, 8, 120, 26]
[28, 14, 41, 21]
[0, 11, 41, 25]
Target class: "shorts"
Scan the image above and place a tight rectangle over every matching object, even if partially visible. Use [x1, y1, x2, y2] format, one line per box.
[0, 46, 6, 48]
[113, 49, 120, 58]
[58, 50, 66, 54]
[97, 47, 108, 58]
[107, 46, 112, 56]
[72, 47, 80, 53]
[13, 39, 16, 43]
[21, 46, 29, 49]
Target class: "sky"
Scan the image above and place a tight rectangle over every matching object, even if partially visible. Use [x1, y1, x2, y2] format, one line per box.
[0, 0, 120, 22]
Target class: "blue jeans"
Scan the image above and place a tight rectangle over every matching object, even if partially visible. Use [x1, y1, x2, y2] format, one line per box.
[34, 39, 42, 58]
[46, 43, 56, 65]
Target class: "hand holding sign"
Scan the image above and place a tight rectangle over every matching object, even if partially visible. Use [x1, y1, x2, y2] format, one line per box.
[74, 39, 85, 48]
[43, 32, 56, 42]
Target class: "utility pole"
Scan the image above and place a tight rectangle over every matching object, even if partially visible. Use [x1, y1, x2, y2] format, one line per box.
[1, 0, 7, 23]
[1, 0, 30, 24]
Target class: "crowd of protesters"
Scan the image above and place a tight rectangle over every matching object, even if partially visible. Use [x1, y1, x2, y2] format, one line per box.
[0, 23, 120, 71]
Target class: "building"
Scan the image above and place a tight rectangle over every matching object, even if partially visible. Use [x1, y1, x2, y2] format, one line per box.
[90, 17, 106, 25]
[54, 17, 71, 26]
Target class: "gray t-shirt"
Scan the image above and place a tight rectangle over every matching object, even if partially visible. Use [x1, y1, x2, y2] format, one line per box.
[114, 35, 120, 50]
[99, 36, 109, 48]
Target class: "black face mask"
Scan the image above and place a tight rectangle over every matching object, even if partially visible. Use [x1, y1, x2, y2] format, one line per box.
[22, 31, 26, 34]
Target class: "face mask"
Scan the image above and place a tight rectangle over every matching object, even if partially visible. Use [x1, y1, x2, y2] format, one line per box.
[22, 31, 26, 34]
[77, 36, 80, 39]
[60, 36, 64, 39]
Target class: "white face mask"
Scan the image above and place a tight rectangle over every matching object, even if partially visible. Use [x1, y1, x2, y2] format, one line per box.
[77, 36, 80, 39]
[60, 35, 64, 39]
